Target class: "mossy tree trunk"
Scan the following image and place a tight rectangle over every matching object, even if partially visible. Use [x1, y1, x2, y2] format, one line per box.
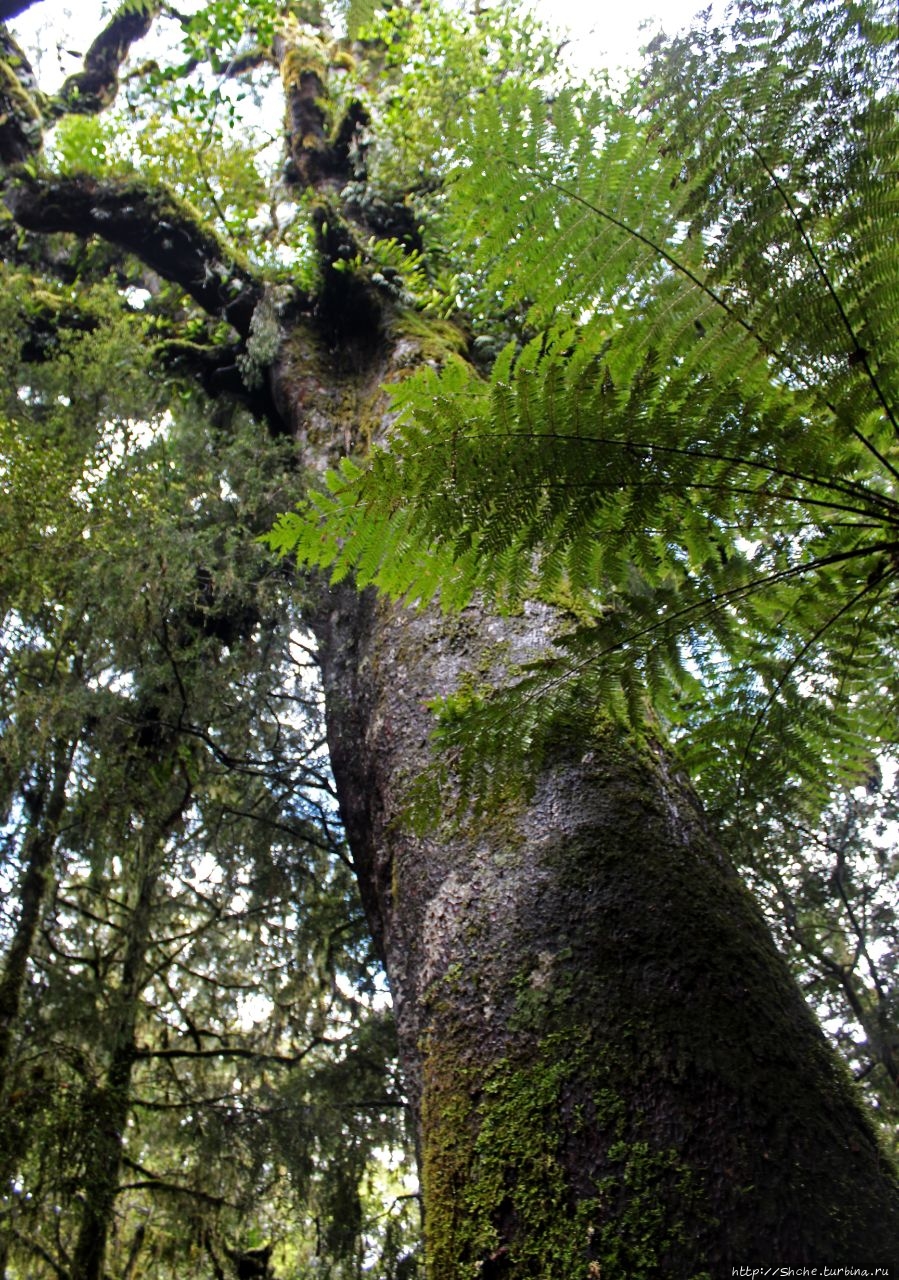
[306, 546, 899, 1276]
[0, 738, 74, 1261]
[0, 739, 72, 1094]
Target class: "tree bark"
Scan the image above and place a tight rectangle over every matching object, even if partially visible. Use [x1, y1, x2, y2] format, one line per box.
[0, 740, 71, 1094]
[0, 743, 72, 1280]
[309, 579, 899, 1274]
[291, 339, 899, 1273]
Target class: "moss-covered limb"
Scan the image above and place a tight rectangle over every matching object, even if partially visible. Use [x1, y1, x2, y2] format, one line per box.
[0, 26, 44, 165]
[5, 173, 265, 335]
[13, 292, 103, 360]
[275, 26, 366, 192]
[332, 96, 369, 166]
[154, 334, 292, 435]
[0, 2, 160, 167]
[276, 30, 332, 190]
[0, 267, 159, 361]
[0, 207, 93, 281]
[46, 2, 161, 120]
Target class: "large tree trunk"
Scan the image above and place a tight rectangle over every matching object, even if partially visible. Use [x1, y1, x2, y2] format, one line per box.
[311, 582, 899, 1273]
[291, 339, 899, 1273]
[261, 61, 897, 1271]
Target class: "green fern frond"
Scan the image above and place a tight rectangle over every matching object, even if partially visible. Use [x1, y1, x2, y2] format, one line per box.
[270, 0, 899, 829]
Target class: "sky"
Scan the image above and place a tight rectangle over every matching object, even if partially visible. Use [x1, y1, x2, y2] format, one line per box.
[11, 0, 713, 90]
[542, 0, 709, 73]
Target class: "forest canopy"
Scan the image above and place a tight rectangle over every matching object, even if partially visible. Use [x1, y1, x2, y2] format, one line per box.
[1, 0, 898, 1276]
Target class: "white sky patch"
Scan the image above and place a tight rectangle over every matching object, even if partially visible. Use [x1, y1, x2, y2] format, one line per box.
[12, 1, 721, 94]
[544, 0, 719, 77]
[124, 286, 153, 310]
[189, 849, 226, 889]
[237, 990, 275, 1028]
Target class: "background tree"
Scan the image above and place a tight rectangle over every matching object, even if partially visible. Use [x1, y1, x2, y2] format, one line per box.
[0, 284, 417, 1277]
[0, 0, 897, 1275]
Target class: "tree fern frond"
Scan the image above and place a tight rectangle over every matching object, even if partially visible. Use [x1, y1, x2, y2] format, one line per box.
[268, 0, 899, 832]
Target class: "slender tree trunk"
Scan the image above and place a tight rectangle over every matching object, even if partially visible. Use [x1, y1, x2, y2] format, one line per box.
[70, 845, 157, 1280]
[71, 788, 188, 1280]
[0, 740, 72, 1091]
[0, 736, 73, 1276]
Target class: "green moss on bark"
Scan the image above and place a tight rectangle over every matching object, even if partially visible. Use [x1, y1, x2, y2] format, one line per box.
[421, 1030, 711, 1280]
[386, 310, 469, 366]
[313, 556, 899, 1273]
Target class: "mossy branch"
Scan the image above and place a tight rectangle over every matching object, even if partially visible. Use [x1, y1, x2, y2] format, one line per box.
[48, 2, 162, 119]
[0, 2, 161, 168]
[0, 26, 43, 164]
[156, 334, 291, 432]
[5, 172, 265, 334]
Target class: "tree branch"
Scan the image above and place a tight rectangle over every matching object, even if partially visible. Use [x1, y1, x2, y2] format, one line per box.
[5, 173, 265, 334]
[48, 1, 162, 119]
[134, 1042, 325, 1065]
[130, 1089, 238, 1110]
[121, 1156, 233, 1207]
[156, 336, 289, 431]
[0, 1, 43, 24]
[6, 286, 115, 362]
[119, 1179, 229, 1205]
[2, 3, 162, 166]
[9, 1231, 69, 1280]
[0, 25, 43, 163]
